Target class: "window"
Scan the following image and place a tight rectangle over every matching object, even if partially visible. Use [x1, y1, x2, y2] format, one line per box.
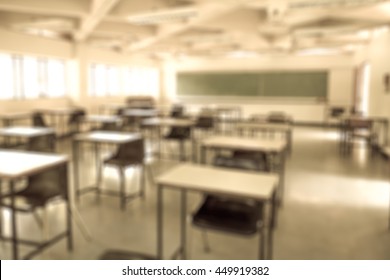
[124, 67, 159, 96]
[89, 64, 121, 96]
[0, 52, 67, 99]
[0, 54, 14, 100]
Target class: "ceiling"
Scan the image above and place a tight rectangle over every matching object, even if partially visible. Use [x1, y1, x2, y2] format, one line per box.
[0, 0, 390, 58]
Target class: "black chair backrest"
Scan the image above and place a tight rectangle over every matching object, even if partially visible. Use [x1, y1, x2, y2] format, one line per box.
[100, 122, 122, 131]
[114, 138, 144, 163]
[32, 112, 47, 127]
[214, 151, 269, 172]
[116, 108, 125, 116]
[24, 164, 68, 206]
[27, 134, 56, 153]
[196, 116, 214, 129]
[170, 105, 184, 118]
[166, 126, 191, 139]
[330, 107, 345, 117]
[68, 109, 86, 124]
[266, 112, 290, 124]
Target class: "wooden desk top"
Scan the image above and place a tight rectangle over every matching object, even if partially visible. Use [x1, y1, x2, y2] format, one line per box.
[156, 163, 278, 200]
[236, 122, 291, 131]
[73, 131, 141, 144]
[0, 112, 31, 120]
[123, 109, 158, 118]
[39, 108, 79, 115]
[84, 115, 121, 123]
[201, 136, 286, 152]
[142, 117, 195, 127]
[0, 150, 67, 180]
[0, 126, 55, 138]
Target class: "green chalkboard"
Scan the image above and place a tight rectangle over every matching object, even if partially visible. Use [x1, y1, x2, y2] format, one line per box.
[177, 71, 328, 98]
[177, 72, 260, 96]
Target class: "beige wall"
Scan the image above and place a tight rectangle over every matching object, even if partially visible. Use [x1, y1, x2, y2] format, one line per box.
[0, 27, 159, 115]
[354, 31, 390, 147]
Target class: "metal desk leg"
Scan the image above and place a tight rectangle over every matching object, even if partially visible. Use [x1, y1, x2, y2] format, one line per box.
[95, 143, 102, 200]
[10, 180, 18, 259]
[278, 150, 286, 207]
[157, 185, 163, 259]
[181, 190, 187, 259]
[200, 146, 206, 164]
[191, 129, 196, 163]
[73, 141, 80, 201]
[179, 140, 185, 162]
[158, 127, 162, 160]
[259, 202, 266, 260]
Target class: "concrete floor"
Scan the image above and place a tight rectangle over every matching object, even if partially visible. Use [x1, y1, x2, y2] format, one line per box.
[1, 126, 390, 259]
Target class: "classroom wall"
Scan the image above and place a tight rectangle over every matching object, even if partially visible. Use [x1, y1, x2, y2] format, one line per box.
[354, 30, 390, 147]
[73, 45, 159, 113]
[162, 55, 355, 123]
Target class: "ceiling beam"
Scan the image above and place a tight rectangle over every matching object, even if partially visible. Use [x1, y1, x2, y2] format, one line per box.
[125, 0, 257, 52]
[73, 0, 120, 41]
[0, 0, 88, 17]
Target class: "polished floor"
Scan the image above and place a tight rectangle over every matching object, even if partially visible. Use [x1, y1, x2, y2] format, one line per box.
[1, 126, 390, 260]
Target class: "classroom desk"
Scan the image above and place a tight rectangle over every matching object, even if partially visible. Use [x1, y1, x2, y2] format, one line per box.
[72, 131, 142, 201]
[0, 149, 71, 259]
[383, 147, 390, 230]
[122, 109, 159, 130]
[83, 115, 122, 130]
[141, 118, 196, 161]
[339, 116, 389, 151]
[0, 112, 31, 127]
[213, 106, 242, 134]
[39, 108, 79, 138]
[200, 136, 287, 204]
[236, 122, 293, 154]
[98, 104, 128, 115]
[0, 126, 55, 148]
[156, 163, 278, 260]
[123, 109, 159, 118]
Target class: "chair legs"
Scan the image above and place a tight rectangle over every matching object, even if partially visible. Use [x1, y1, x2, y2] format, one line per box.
[201, 230, 211, 253]
[119, 168, 126, 211]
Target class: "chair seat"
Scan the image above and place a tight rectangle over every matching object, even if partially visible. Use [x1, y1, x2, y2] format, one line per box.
[214, 155, 261, 171]
[192, 196, 263, 235]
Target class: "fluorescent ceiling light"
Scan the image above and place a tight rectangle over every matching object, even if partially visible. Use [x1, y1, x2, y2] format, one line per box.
[296, 48, 342, 56]
[127, 7, 197, 25]
[290, 0, 387, 9]
[226, 50, 259, 58]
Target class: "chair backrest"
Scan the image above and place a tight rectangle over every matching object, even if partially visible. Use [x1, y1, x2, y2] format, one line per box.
[114, 138, 144, 163]
[68, 109, 86, 124]
[27, 134, 56, 153]
[32, 112, 47, 127]
[170, 105, 184, 118]
[266, 112, 290, 124]
[330, 107, 345, 118]
[25, 164, 68, 206]
[195, 115, 214, 128]
[166, 126, 191, 139]
[100, 122, 122, 131]
[214, 151, 269, 172]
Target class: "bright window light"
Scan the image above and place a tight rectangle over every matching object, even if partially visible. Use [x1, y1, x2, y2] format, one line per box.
[47, 59, 66, 97]
[124, 67, 159, 96]
[0, 54, 14, 100]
